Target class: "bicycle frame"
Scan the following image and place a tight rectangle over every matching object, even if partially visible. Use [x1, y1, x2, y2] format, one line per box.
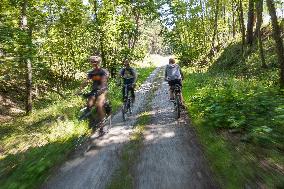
[78, 92, 112, 131]
[122, 84, 133, 121]
[173, 84, 182, 119]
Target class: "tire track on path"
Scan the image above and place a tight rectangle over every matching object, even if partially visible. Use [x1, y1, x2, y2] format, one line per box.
[134, 67, 219, 189]
[41, 67, 163, 189]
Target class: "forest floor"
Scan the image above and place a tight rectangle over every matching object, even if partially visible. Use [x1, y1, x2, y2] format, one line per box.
[41, 65, 218, 189]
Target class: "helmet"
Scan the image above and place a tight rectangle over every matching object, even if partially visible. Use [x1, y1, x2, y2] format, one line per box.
[89, 56, 101, 64]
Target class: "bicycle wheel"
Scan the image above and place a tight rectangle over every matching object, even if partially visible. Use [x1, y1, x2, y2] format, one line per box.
[128, 98, 132, 115]
[122, 102, 127, 121]
[78, 107, 91, 121]
[175, 94, 181, 119]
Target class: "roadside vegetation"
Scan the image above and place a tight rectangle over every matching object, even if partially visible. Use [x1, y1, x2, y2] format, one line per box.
[183, 36, 284, 188]
[161, 0, 284, 188]
[0, 66, 154, 189]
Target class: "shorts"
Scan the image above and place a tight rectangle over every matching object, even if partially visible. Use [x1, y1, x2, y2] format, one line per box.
[86, 88, 107, 98]
[168, 79, 182, 87]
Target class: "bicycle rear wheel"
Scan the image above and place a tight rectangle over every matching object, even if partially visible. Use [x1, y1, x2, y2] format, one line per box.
[175, 95, 181, 119]
[122, 102, 127, 121]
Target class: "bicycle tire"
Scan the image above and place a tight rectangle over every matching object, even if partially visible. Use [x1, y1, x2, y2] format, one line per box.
[176, 94, 181, 119]
[122, 102, 127, 121]
[128, 98, 132, 115]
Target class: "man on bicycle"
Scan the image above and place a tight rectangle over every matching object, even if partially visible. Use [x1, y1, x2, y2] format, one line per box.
[76, 55, 109, 134]
[164, 58, 185, 106]
[119, 59, 137, 103]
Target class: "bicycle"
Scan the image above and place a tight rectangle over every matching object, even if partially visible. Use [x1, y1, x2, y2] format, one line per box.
[78, 92, 112, 134]
[122, 84, 134, 121]
[171, 84, 182, 119]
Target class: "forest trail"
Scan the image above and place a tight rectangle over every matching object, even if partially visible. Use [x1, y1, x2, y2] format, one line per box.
[134, 69, 218, 189]
[41, 66, 163, 189]
[42, 61, 218, 189]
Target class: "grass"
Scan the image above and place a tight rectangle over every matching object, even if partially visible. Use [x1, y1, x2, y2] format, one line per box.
[182, 39, 284, 188]
[107, 67, 161, 189]
[0, 66, 155, 189]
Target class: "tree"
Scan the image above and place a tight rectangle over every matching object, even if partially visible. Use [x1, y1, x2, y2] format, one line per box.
[266, 0, 284, 88]
[237, 0, 246, 50]
[255, 0, 267, 68]
[211, 0, 220, 55]
[246, 0, 255, 45]
[19, 0, 33, 114]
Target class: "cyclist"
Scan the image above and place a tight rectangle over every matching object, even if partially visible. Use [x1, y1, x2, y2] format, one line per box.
[119, 59, 137, 103]
[76, 55, 109, 134]
[164, 58, 185, 106]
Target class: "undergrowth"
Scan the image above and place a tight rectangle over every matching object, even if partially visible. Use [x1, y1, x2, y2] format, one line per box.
[0, 66, 155, 189]
[183, 39, 284, 188]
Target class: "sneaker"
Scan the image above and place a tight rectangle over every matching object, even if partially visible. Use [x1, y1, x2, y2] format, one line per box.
[98, 127, 105, 136]
[170, 98, 175, 102]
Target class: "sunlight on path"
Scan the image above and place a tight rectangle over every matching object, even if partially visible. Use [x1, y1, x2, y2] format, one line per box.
[136, 54, 172, 67]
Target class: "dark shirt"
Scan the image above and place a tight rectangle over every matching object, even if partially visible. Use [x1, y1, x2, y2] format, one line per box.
[119, 67, 137, 85]
[87, 68, 109, 90]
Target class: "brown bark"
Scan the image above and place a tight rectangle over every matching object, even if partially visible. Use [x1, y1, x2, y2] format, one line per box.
[255, 0, 267, 68]
[246, 0, 255, 45]
[232, 0, 236, 38]
[93, 0, 106, 67]
[211, 0, 219, 54]
[20, 0, 32, 114]
[266, 0, 284, 88]
[237, 0, 246, 50]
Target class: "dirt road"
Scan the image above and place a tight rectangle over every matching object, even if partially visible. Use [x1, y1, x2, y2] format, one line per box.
[134, 71, 218, 189]
[42, 66, 218, 189]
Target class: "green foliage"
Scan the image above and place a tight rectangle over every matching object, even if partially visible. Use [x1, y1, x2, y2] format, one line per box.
[0, 66, 155, 189]
[182, 35, 284, 188]
[0, 0, 162, 112]
[184, 72, 283, 148]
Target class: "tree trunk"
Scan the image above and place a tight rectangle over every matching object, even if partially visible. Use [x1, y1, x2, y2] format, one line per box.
[20, 0, 32, 114]
[246, 0, 255, 45]
[255, 0, 267, 68]
[211, 0, 219, 54]
[93, 0, 106, 67]
[266, 0, 284, 88]
[232, 0, 236, 38]
[199, 0, 207, 47]
[237, 0, 246, 51]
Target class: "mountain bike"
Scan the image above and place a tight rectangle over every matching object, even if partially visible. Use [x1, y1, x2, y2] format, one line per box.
[78, 91, 112, 134]
[172, 84, 182, 119]
[122, 84, 134, 121]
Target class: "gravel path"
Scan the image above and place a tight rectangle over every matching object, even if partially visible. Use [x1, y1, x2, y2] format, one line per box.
[42, 65, 218, 189]
[41, 67, 163, 189]
[134, 69, 219, 189]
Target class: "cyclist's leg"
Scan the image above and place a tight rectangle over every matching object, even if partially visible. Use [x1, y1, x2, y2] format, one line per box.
[122, 85, 126, 102]
[130, 85, 135, 103]
[176, 79, 185, 107]
[168, 80, 174, 100]
[96, 91, 107, 122]
[87, 96, 96, 110]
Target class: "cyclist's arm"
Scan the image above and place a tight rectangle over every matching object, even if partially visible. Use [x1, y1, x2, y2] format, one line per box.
[101, 69, 109, 85]
[164, 66, 168, 81]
